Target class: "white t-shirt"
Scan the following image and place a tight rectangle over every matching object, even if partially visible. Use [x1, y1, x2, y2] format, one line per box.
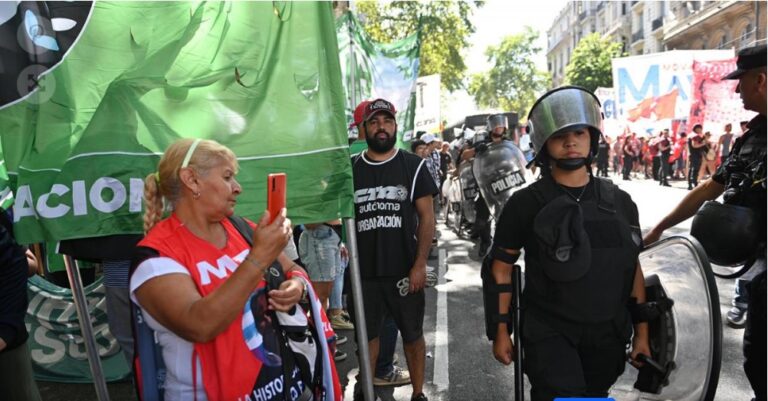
[130, 257, 208, 401]
[519, 134, 532, 152]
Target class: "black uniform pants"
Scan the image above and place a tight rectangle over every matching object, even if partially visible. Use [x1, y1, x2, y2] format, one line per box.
[688, 157, 702, 188]
[651, 156, 660, 181]
[659, 153, 670, 185]
[474, 196, 492, 247]
[523, 316, 627, 401]
[622, 155, 633, 179]
[596, 157, 609, 177]
[745, 263, 766, 401]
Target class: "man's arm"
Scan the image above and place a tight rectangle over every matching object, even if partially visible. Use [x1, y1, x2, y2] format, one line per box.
[490, 251, 519, 365]
[409, 195, 435, 292]
[644, 178, 725, 244]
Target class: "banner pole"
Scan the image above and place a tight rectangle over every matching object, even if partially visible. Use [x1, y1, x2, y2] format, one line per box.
[63, 255, 111, 401]
[343, 218, 375, 401]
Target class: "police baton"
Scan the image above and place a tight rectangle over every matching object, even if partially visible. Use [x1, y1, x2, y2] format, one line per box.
[513, 264, 524, 401]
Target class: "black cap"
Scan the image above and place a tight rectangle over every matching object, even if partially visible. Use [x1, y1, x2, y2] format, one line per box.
[363, 98, 397, 121]
[722, 44, 767, 80]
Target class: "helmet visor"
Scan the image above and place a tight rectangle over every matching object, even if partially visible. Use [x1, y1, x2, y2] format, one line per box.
[527, 87, 603, 153]
[487, 114, 508, 132]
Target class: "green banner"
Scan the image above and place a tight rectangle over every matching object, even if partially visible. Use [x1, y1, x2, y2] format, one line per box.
[0, 144, 11, 210]
[25, 275, 130, 383]
[0, 1, 353, 244]
[336, 11, 420, 148]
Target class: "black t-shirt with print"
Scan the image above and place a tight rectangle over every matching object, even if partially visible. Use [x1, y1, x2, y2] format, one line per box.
[352, 149, 438, 278]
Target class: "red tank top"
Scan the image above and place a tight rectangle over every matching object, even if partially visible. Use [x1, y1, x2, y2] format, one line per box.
[139, 214, 340, 401]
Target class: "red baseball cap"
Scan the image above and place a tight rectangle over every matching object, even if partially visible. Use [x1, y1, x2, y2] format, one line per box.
[349, 100, 371, 129]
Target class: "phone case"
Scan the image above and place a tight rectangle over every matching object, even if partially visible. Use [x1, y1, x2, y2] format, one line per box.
[267, 173, 286, 223]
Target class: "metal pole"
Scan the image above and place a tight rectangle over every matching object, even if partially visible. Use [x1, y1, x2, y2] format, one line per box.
[343, 218, 375, 401]
[63, 255, 111, 401]
[513, 265, 524, 401]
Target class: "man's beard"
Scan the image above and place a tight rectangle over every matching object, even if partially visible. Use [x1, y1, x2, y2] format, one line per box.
[366, 130, 397, 153]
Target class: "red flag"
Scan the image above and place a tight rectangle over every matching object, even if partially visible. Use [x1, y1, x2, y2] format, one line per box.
[627, 97, 654, 122]
[653, 89, 678, 120]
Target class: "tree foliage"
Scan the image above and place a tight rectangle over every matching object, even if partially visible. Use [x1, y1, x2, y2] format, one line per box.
[564, 32, 625, 92]
[354, 1, 482, 92]
[468, 27, 550, 118]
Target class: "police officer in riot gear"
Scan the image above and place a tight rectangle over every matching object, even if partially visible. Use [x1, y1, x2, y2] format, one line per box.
[473, 114, 510, 256]
[486, 86, 650, 401]
[645, 44, 766, 401]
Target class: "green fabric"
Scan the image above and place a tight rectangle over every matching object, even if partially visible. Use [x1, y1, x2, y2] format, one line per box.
[336, 11, 420, 149]
[25, 275, 130, 383]
[0, 1, 354, 244]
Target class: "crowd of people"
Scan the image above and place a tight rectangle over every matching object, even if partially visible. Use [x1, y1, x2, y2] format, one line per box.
[596, 122, 746, 190]
[0, 44, 764, 401]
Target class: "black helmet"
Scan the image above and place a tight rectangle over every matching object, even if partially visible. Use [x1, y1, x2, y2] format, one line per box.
[690, 201, 759, 266]
[526, 86, 603, 168]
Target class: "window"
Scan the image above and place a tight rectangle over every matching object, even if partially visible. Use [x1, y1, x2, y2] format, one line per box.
[622, 3, 626, 16]
[741, 23, 753, 46]
[718, 34, 728, 49]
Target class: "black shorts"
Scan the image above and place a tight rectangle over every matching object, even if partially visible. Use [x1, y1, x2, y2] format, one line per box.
[349, 278, 425, 344]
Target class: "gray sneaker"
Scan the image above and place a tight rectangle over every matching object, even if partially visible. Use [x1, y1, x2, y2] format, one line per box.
[373, 366, 411, 387]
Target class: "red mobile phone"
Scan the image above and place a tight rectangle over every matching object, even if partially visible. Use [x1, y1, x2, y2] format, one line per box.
[267, 173, 286, 223]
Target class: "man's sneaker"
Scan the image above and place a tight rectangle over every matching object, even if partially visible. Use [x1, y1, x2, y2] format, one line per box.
[373, 366, 411, 387]
[334, 349, 347, 362]
[726, 306, 747, 328]
[411, 393, 428, 401]
[330, 313, 354, 330]
[336, 335, 348, 345]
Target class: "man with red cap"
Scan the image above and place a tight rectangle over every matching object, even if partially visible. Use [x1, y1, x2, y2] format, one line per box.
[348, 99, 413, 388]
[350, 98, 437, 401]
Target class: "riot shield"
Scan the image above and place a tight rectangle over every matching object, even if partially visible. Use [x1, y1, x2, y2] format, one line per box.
[458, 159, 478, 224]
[610, 235, 721, 401]
[473, 141, 532, 220]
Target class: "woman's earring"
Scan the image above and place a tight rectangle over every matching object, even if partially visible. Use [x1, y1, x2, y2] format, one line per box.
[193, 191, 201, 199]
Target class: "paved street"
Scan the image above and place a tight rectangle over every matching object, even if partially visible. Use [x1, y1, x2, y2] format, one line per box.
[332, 173, 754, 401]
[38, 175, 756, 401]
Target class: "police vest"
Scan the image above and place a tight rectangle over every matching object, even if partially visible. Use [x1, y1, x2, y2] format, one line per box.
[524, 176, 641, 325]
[723, 117, 767, 243]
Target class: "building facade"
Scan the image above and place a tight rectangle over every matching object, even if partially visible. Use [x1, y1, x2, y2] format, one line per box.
[546, 0, 766, 87]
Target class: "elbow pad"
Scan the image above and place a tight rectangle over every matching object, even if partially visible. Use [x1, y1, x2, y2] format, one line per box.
[491, 246, 520, 265]
[481, 254, 514, 341]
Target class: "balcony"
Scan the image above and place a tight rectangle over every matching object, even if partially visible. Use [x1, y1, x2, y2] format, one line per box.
[632, 29, 645, 44]
[652, 17, 663, 32]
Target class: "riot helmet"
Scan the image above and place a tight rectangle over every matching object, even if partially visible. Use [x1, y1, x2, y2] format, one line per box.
[487, 114, 508, 133]
[691, 201, 759, 266]
[526, 86, 603, 170]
